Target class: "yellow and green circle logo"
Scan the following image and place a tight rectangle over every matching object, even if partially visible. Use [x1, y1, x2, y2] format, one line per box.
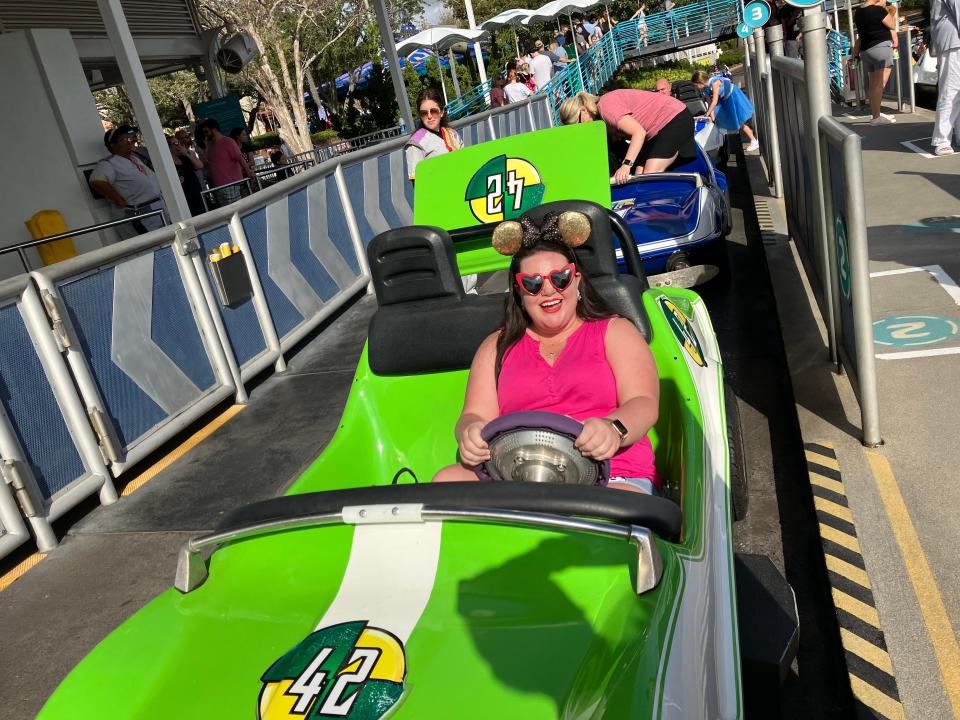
[259, 621, 406, 719]
[465, 155, 546, 223]
[658, 296, 707, 367]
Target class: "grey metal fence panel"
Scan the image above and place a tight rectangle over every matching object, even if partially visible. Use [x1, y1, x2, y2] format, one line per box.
[0, 276, 116, 554]
[819, 116, 880, 444]
[32, 233, 237, 474]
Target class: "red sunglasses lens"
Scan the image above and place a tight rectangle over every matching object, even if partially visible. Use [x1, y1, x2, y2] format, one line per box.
[516, 265, 575, 295]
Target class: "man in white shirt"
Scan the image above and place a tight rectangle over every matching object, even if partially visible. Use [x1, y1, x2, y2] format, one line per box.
[931, 0, 960, 154]
[89, 125, 167, 239]
[528, 42, 554, 91]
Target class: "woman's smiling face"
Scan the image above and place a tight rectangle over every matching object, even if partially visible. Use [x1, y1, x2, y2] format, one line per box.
[418, 99, 443, 131]
[517, 250, 581, 334]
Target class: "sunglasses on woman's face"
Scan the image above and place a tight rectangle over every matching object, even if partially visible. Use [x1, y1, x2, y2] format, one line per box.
[515, 263, 576, 295]
[419, 107, 442, 118]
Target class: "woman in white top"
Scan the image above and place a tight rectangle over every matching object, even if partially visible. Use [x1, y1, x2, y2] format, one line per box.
[503, 69, 532, 103]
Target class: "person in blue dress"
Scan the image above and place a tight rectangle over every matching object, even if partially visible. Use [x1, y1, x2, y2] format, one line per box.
[691, 69, 759, 152]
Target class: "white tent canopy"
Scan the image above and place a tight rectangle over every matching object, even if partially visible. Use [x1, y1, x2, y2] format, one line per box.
[480, 8, 534, 29]
[395, 26, 490, 54]
[521, 0, 604, 25]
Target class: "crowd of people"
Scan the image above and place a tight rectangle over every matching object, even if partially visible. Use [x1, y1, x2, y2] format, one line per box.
[88, 119, 308, 238]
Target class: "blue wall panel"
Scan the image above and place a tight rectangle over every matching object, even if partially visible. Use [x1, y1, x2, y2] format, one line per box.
[376, 155, 404, 230]
[342, 164, 376, 246]
[150, 247, 217, 391]
[59, 271, 166, 448]
[240, 208, 304, 339]
[326, 176, 361, 275]
[197, 226, 267, 367]
[288, 189, 338, 302]
[0, 303, 85, 499]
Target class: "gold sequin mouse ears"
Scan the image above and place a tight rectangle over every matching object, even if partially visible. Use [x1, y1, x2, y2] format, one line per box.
[491, 210, 592, 255]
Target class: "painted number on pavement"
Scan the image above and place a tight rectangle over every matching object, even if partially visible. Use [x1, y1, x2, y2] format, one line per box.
[835, 215, 851, 302]
[744, 1, 771, 27]
[873, 315, 960, 348]
[737, 21, 753, 38]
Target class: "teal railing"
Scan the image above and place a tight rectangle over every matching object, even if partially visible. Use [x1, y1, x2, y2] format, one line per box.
[827, 29, 852, 100]
[446, 0, 742, 121]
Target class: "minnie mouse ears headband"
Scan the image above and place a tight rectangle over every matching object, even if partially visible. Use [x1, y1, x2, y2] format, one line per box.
[491, 210, 592, 256]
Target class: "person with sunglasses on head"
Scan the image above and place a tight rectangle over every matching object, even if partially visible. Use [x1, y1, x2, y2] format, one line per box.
[558, 89, 698, 184]
[404, 87, 464, 185]
[433, 212, 661, 495]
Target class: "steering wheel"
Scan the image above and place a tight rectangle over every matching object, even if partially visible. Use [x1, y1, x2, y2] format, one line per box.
[475, 411, 610, 486]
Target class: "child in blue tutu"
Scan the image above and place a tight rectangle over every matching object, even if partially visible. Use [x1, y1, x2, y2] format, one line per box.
[691, 70, 759, 152]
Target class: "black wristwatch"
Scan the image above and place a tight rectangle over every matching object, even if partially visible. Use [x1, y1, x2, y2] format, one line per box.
[606, 418, 629, 442]
[621, 158, 633, 166]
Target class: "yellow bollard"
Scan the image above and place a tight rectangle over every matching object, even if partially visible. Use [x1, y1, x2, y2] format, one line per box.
[24, 210, 77, 266]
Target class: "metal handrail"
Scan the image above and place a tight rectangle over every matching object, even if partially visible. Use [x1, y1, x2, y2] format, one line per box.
[0, 210, 166, 272]
[174, 503, 663, 595]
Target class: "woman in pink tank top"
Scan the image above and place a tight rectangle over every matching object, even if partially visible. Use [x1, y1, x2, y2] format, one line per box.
[434, 211, 660, 493]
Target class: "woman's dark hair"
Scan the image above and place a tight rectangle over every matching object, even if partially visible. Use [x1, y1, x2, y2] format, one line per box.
[495, 237, 614, 380]
[416, 87, 451, 129]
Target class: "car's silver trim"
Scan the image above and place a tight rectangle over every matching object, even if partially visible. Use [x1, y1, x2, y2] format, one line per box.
[174, 505, 663, 595]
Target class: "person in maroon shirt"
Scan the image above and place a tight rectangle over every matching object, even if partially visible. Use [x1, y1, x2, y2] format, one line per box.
[559, 89, 697, 183]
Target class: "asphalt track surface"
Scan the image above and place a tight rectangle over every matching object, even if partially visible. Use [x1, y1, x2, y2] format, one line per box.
[0, 144, 860, 719]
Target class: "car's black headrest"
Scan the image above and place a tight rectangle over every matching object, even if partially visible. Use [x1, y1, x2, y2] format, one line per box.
[367, 226, 463, 306]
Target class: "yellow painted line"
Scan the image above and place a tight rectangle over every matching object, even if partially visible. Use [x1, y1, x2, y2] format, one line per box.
[806, 449, 841, 471]
[0, 552, 46, 593]
[122, 404, 245, 497]
[833, 587, 881, 628]
[814, 496, 854, 524]
[819, 523, 863, 554]
[826, 554, 872, 590]
[809, 472, 846, 496]
[840, 628, 894, 675]
[849, 674, 905, 720]
[865, 450, 960, 718]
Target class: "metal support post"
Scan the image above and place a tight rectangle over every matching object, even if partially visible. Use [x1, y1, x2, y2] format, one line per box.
[800, 10, 839, 368]
[754, 26, 782, 198]
[464, 0, 489, 85]
[97, 0, 191, 224]
[372, 0, 415, 132]
[745, 36, 754, 97]
[767, 23, 784, 57]
[448, 48, 463, 98]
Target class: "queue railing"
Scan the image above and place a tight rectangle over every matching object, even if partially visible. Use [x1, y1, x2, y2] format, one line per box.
[750, 12, 880, 445]
[0, 94, 554, 560]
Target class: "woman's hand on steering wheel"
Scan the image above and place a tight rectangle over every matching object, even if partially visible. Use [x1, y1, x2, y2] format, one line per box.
[459, 421, 490, 466]
[575, 417, 622, 462]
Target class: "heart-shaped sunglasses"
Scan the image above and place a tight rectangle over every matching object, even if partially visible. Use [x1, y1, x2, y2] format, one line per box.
[514, 263, 577, 296]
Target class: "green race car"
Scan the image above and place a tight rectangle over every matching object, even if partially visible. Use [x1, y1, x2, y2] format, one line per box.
[40, 123, 747, 720]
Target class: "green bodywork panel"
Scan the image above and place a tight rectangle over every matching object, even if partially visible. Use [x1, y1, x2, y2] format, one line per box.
[39, 138, 736, 717]
[413, 123, 612, 276]
[39, 281, 715, 719]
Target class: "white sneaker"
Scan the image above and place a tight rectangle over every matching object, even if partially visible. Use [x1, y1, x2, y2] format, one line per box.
[934, 145, 956, 156]
[746, 139, 760, 152]
[869, 115, 896, 125]
[880, 112, 895, 120]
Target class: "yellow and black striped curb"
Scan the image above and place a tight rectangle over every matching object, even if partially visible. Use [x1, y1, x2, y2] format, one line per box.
[806, 442, 905, 720]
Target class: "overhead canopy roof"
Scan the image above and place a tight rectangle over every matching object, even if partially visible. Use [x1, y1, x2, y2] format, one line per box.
[522, 0, 605, 25]
[395, 26, 489, 54]
[0, 0, 206, 89]
[480, 9, 534, 30]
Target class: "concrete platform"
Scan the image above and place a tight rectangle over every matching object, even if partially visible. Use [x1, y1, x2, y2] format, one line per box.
[748, 103, 960, 720]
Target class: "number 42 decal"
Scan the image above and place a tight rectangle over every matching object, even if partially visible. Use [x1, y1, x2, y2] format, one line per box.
[287, 646, 381, 716]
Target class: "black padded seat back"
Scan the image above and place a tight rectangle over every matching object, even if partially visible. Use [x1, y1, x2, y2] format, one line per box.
[367, 226, 463, 306]
[521, 200, 651, 342]
[367, 225, 505, 376]
[368, 295, 506, 375]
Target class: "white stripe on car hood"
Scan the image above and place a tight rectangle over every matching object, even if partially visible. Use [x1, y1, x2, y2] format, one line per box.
[314, 522, 442, 642]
